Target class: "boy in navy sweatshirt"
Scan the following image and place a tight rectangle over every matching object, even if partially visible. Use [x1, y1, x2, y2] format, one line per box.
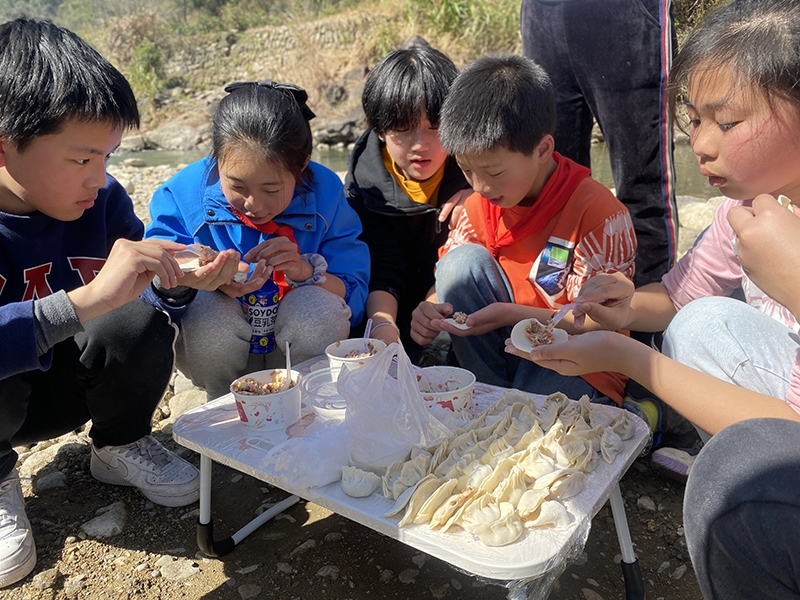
[0, 19, 199, 588]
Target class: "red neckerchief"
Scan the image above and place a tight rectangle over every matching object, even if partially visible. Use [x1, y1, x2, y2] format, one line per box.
[228, 202, 297, 297]
[481, 152, 590, 258]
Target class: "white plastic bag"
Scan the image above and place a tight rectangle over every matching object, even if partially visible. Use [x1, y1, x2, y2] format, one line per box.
[339, 342, 452, 470]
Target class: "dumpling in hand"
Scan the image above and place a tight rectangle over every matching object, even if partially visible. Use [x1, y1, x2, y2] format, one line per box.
[341, 466, 381, 498]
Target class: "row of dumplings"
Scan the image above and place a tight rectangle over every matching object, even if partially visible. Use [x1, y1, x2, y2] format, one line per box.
[339, 388, 637, 547]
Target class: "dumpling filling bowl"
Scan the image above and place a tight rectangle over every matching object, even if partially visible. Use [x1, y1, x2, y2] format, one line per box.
[325, 338, 387, 381]
[416, 366, 476, 413]
[230, 369, 301, 431]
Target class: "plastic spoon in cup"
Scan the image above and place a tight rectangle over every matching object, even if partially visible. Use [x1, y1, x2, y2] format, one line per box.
[363, 318, 373, 353]
[281, 341, 292, 392]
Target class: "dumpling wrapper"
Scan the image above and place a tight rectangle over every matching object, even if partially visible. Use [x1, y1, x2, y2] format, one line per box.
[510, 318, 568, 353]
[442, 318, 471, 330]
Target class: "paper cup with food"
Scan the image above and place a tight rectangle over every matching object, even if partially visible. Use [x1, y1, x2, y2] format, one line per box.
[325, 338, 387, 381]
[510, 318, 568, 353]
[230, 369, 302, 431]
[416, 366, 476, 413]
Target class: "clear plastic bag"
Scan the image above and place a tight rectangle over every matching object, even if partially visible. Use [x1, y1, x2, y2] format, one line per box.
[339, 342, 453, 471]
[261, 416, 350, 497]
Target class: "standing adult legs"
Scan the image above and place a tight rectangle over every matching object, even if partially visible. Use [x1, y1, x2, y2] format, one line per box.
[522, 0, 678, 285]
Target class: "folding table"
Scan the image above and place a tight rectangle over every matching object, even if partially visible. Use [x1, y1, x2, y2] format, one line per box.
[172, 357, 649, 599]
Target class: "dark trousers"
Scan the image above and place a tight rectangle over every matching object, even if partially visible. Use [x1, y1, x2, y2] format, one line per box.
[685, 419, 800, 599]
[0, 299, 177, 479]
[521, 0, 678, 285]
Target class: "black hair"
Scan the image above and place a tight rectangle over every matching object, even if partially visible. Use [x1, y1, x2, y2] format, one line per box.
[439, 54, 556, 156]
[0, 18, 139, 151]
[212, 81, 314, 186]
[362, 45, 458, 136]
[669, 0, 800, 125]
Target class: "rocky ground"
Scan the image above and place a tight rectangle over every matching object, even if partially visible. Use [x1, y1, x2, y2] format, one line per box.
[2, 164, 717, 600]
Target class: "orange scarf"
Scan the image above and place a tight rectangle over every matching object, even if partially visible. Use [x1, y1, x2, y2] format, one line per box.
[482, 153, 590, 258]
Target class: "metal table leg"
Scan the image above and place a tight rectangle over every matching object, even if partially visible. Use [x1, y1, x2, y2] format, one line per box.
[610, 483, 645, 599]
[196, 454, 301, 557]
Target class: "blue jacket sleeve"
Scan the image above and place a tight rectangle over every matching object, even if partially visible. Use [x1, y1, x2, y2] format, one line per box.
[0, 301, 52, 380]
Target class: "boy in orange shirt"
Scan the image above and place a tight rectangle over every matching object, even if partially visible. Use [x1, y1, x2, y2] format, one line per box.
[410, 54, 636, 404]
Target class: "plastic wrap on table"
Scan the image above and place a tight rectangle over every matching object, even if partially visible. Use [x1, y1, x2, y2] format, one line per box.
[263, 417, 350, 496]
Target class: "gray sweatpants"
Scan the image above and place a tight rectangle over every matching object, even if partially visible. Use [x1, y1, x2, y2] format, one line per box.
[685, 418, 800, 600]
[175, 286, 351, 400]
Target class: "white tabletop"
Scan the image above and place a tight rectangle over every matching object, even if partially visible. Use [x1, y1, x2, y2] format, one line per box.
[173, 357, 649, 581]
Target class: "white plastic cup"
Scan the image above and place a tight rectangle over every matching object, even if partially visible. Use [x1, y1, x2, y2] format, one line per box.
[230, 369, 301, 431]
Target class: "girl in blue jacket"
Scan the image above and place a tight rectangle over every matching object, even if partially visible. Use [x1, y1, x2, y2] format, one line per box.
[146, 81, 369, 399]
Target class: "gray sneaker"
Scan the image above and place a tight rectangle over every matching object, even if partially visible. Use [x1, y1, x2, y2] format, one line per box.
[0, 469, 36, 588]
[91, 436, 200, 507]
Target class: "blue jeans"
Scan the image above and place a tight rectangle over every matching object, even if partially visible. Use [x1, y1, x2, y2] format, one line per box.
[685, 418, 800, 600]
[662, 296, 796, 439]
[435, 244, 607, 402]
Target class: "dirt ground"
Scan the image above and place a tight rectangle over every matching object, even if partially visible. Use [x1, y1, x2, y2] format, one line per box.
[3, 422, 702, 600]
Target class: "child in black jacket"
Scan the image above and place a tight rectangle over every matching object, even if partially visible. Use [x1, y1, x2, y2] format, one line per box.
[345, 44, 470, 362]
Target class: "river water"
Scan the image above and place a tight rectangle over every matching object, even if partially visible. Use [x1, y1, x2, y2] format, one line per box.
[111, 140, 715, 199]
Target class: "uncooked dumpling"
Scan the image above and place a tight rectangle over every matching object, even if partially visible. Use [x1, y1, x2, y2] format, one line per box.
[518, 445, 558, 481]
[398, 476, 441, 527]
[413, 478, 459, 525]
[548, 469, 586, 500]
[473, 510, 525, 546]
[492, 464, 528, 507]
[601, 428, 624, 464]
[341, 466, 381, 498]
[429, 487, 474, 530]
[611, 410, 636, 441]
[517, 488, 549, 520]
[525, 500, 570, 529]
